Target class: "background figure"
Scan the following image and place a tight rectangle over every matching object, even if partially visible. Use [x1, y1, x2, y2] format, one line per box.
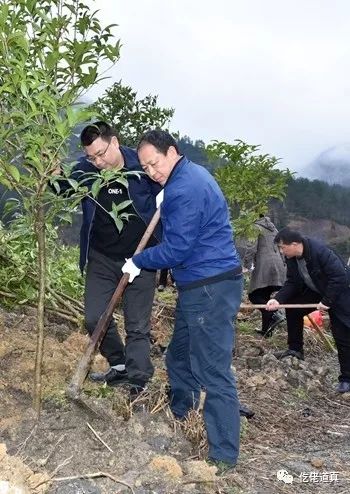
[158, 268, 175, 291]
[244, 216, 286, 337]
[267, 228, 350, 394]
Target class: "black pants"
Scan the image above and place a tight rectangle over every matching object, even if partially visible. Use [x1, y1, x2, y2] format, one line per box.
[285, 288, 350, 382]
[85, 249, 156, 385]
[248, 286, 281, 332]
[159, 268, 174, 287]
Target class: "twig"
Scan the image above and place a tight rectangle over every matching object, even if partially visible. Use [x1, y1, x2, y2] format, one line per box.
[49, 456, 73, 479]
[306, 314, 336, 353]
[37, 472, 134, 493]
[15, 424, 37, 456]
[324, 397, 350, 408]
[86, 422, 114, 452]
[38, 434, 66, 467]
[32, 456, 73, 489]
[45, 307, 80, 325]
[0, 289, 16, 298]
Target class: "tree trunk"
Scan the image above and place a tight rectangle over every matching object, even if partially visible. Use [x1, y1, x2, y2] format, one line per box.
[33, 203, 46, 417]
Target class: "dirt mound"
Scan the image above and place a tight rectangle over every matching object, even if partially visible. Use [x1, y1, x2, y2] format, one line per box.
[0, 443, 49, 493]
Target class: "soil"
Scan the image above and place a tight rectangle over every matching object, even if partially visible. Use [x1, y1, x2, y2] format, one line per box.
[1, 292, 350, 494]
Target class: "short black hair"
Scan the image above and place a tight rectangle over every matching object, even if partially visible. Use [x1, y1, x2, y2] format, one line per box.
[274, 227, 304, 244]
[80, 121, 118, 146]
[137, 129, 179, 154]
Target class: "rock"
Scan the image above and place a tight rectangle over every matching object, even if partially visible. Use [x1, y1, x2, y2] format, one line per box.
[147, 434, 171, 451]
[286, 369, 302, 387]
[183, 460, 217, 482]
[246, 375, 267, 388]
[246, 357, 262, 370]
[310, 458, 324, 468]
[315, 366, 330, 377]
[148, 455, 183, 479]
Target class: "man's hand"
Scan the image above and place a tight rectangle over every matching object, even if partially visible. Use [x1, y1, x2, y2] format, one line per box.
[266, 299, 280, 311]
[122, 258, 141, 283]
[317, 302, 330, 313]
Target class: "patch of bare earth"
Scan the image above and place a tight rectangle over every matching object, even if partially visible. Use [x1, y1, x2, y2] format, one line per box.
[1, 293, 350, 493]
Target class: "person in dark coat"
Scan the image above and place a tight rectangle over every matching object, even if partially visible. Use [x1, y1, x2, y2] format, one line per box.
[266, 228, 350, 393]
[53, 121, 161, 397]
[244, 216, 286, 336]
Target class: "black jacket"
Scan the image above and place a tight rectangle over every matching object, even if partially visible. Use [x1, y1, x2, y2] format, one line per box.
[276, 237, 350, 324]
[57, 146, 162, 272]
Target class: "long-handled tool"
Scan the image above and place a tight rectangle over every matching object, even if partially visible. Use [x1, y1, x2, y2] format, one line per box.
[240, 303, 319, 309]
[66, 207, 160, 401]
[240, 303, 336, 353]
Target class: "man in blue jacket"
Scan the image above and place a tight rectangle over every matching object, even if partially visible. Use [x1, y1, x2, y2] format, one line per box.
[122, 130, 243, 471]
[56, 121, 161, 397]
[266, 228, 350, 393]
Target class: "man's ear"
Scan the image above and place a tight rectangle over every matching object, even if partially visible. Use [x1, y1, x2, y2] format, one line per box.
[167, 145, 178, 159]
[111, 135, 119, 147]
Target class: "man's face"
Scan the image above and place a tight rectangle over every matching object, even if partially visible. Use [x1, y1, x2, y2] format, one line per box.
[277, 241, 302, 258]
[84, 136, 122, 170]
[138, 143, 178, 185]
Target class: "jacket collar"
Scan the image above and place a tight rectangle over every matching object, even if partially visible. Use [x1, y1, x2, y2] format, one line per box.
[165, 155, 188, 186]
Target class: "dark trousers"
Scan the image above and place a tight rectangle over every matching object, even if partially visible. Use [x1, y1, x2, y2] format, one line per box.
[159, 268, 174, 287]
[285, 289, 350, 382]
[85, 249, 156, 385]
[248, 286, 281, 332]
[166, 276, 243, 464]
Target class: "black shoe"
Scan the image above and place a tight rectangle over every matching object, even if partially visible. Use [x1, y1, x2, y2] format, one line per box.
[207, 458, 236, 475]
[274, 349, 304, 360]
[337, 381, 350, 393]
[89, 368, 129, 386]
[239, 403, 255, 419]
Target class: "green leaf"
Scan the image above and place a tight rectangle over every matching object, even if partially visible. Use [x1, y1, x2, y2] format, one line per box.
[7, 165, 20, 182]
[91, 178, 102, 198]
[67, 179, 79, 191]
[113, 199, 132, 213]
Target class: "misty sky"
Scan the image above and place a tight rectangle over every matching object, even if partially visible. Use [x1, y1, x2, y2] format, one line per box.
[86, 0, 350, 175]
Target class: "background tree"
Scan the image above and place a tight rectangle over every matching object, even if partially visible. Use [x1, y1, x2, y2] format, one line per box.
[207, 140, 292, 238]
[0, 0, 120, 416]
[92, 81, 174, 146]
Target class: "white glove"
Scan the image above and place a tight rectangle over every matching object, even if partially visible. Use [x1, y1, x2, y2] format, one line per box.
[122, 258, 141, 283]
[317, 302, 330, 312]
[156, 189, 164, 209]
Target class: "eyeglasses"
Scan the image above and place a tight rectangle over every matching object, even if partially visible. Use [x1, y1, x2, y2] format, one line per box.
[86, 140, 111, 163]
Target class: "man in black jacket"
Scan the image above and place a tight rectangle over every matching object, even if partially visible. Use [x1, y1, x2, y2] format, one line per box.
[55, 121, 161, 397]
[266, 228, 350, 393]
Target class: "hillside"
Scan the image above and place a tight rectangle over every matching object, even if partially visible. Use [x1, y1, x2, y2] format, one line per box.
[1, 292, 350, 493]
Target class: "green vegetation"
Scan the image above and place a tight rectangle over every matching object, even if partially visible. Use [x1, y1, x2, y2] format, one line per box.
[92, 81, 174, 146]
[208, 140, 292, 237]
[285, 177, 350, 227]
[0, 0, 120, 414]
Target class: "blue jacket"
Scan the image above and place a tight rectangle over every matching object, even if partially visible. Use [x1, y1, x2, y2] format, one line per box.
[276, 237, 350, 325]
[133, 156, 241, 287]
[60, 146, 162, 272]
